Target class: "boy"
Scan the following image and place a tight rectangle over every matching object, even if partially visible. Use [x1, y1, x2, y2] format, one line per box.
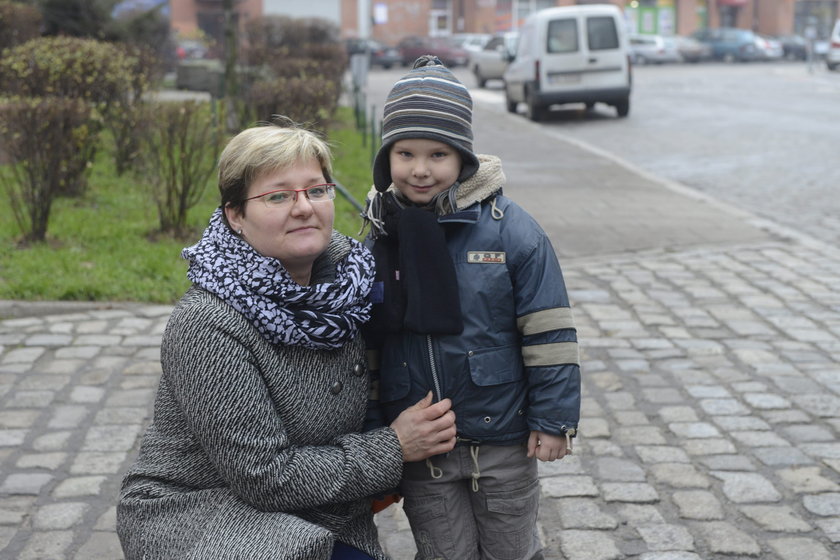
[363, 56, 580, 560]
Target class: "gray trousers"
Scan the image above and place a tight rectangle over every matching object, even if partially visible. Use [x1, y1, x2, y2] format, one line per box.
[399, 443, 542, 560]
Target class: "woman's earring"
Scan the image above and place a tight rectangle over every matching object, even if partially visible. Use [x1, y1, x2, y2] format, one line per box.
[237, 229, 243, 236]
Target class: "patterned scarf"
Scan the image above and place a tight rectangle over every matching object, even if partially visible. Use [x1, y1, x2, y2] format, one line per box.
[182, 208, 374, 349]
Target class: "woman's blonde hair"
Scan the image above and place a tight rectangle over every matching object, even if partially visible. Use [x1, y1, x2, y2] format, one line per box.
[219, 119, 333, 225]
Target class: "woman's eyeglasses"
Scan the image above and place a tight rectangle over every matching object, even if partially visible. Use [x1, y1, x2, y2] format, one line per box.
[245, 183, 336, 208]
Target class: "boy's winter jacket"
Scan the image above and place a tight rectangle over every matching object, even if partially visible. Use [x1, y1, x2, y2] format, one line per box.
[365, 155, 581, 444]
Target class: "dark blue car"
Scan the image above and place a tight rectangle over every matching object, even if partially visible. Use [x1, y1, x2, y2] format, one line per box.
[691, 27, 761, 62]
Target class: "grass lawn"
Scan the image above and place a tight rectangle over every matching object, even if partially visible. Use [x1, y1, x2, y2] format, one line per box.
[0, 106, 378, 304]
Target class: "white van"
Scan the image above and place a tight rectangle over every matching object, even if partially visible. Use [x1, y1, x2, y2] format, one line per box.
[503, 4, 632, 120]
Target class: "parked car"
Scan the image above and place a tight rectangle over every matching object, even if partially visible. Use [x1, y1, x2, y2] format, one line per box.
[755, 34, 783, 60]
[452, 33, 491, 53]
[775, 34, 808, 60]
[628, 34, 682, 64]
[396, 36, 470, 67]
[504, 4, 632, 120]
[469, 31, 518, 87]
[691, 27, 761, 62]
[344, 38, 401, 69]
[827, 19, 840, 71]
[672, 35, 712, 62]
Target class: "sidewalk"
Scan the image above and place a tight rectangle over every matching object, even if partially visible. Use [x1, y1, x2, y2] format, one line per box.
[2, 109, 839, 559]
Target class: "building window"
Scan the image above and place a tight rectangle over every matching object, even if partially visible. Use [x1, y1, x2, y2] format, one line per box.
[430, 0, 451, 36]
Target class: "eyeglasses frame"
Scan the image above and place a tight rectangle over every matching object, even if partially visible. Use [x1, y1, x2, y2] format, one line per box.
[244, 183, 337, 206]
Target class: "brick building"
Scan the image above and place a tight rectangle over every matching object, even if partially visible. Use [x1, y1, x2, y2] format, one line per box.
[167, 1, 840, 49]
[342, 0, 839, 42]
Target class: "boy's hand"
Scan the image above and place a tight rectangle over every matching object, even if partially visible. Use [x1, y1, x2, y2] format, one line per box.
[391, 392, 457, 462]
[527, 430, 570, 462]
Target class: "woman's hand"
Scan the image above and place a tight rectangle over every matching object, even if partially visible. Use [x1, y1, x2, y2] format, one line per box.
[527, 430, 570, 462]
[390, 392, 457, 462]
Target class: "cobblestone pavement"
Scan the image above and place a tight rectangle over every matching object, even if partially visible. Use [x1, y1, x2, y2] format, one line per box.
[0, 304, 170, 559]
[3, 235, 838, 559]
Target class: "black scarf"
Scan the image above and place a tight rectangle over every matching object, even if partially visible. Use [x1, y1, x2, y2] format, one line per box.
[367, 192, 463, 337]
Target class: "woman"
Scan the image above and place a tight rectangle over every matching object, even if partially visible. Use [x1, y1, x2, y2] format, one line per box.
[117, 122, 457, 560]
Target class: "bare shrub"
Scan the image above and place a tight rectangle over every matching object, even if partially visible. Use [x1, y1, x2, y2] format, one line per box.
[245, 75, 339, 133]
[136, 100, 224, 237]
[0, 96, 97, 243]
[108, 45, 161, 175]
[294, 43, 347, 81]
[243, 15, 338, 55]
[237, 15, 344, 132]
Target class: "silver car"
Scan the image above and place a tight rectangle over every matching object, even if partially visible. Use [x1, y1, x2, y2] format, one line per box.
[469, 32, 518, 88]
[629, 34, 682, 64]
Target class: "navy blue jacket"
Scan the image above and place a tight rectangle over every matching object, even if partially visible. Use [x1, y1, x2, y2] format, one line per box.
[365, 156, 580, 444]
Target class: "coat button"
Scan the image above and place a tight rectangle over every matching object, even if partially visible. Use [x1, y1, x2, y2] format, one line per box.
[484, 416, 492, 423]
[330, 381, 343, 395]
[353, 363, 365, 377]
[518, 409, 525, 416]
[468, 351, 474, 357]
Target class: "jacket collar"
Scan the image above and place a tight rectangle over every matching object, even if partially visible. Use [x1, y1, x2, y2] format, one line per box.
[450, 154, 505, 212]
[439, 204, 481, 224]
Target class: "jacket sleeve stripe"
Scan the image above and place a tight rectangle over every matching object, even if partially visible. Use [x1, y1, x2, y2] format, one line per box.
[522, 341, 580, 367]
[517, 307, 576, 336]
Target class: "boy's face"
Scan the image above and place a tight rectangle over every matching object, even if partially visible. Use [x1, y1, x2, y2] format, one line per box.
[389, 138, 462, 205]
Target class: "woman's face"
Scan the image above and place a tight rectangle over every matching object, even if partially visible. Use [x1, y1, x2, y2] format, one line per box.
[224, 158, 334, 284]
[389, 138, 462, 205]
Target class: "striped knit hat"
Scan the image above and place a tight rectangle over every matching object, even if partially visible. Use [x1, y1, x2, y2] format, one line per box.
[373, 55, 480, 192]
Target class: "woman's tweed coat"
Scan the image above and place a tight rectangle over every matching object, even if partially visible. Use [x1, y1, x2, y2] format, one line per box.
[117, 236, 404, 560]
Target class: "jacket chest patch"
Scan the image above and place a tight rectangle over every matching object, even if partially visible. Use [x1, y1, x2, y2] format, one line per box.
[467, 251, 506, 264]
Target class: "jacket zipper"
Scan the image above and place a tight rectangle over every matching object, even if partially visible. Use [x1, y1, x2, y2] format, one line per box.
[426, 334, 442, 402]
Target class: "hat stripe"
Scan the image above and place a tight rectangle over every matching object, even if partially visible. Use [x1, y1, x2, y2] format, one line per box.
[388, 88, 470, 105]
[392, 74, 470, 91]
[384, 109, 472, 133]
[386, 89, 471, 104]
[385, 97, 471, 117]
[382, 126, 474, 145]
